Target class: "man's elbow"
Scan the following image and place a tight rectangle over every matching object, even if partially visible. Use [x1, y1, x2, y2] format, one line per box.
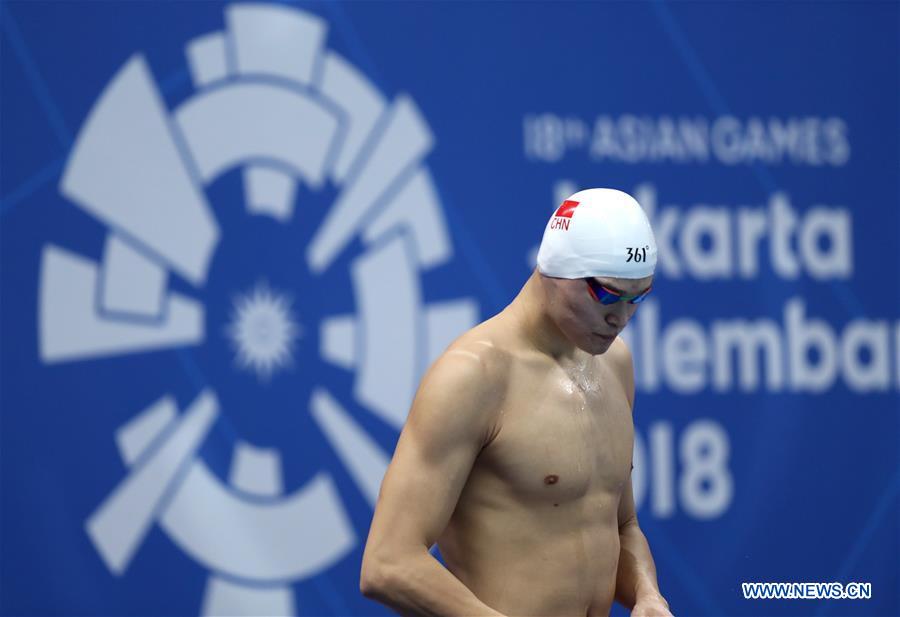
[359, 570, 384, 600]
[359, 552, 397, 600]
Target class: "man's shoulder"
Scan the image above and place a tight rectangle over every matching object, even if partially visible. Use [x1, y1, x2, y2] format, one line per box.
[421, 315, 523, 403]
[439, 323, 514, 386]
[603, 336, 633, 371]
[598, 337, 635, 407]
[407, 325, 511, 442]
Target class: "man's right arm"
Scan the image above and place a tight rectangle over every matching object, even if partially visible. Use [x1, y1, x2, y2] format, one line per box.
[360, 343, 506, 617]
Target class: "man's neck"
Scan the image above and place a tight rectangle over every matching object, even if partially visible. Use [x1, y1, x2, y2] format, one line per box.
[507, 270, 581, 362]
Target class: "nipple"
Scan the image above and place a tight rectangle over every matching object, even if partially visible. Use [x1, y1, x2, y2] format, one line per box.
[544, 474, 559, 485]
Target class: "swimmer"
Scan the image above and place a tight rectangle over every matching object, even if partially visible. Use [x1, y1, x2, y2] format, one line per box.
[360, 189, 672, 617]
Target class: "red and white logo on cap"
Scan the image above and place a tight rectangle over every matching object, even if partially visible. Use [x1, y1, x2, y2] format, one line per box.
[550, 199, 579, 230]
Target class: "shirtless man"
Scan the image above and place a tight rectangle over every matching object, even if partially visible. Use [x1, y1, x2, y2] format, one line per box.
[360, 189, 672, 617]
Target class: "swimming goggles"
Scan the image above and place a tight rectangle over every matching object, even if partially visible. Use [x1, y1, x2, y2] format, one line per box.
[585, 279, 652, 305]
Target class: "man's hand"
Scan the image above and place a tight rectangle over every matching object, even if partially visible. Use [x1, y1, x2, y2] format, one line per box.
[631, 593, 673, 617]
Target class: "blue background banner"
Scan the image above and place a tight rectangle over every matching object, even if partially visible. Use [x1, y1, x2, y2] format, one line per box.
[2, 2, 898, 616]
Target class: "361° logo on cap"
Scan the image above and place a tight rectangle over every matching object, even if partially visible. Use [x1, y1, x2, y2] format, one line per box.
[626, 245, 650, 263]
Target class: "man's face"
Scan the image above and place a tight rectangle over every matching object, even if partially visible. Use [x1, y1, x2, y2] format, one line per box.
[541, 274, 653, 355]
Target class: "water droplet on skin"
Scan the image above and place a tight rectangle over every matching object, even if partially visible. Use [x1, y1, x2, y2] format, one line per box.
[565, 360, 601, 397]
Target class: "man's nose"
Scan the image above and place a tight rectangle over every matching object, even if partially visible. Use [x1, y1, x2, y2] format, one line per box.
[605, 303, 628, 327]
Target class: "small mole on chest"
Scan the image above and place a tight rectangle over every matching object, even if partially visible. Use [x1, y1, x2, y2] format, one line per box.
[543, 474, 559, 485]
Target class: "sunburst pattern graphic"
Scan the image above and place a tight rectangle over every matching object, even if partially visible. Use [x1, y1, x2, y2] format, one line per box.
[226, 282, 301, 381]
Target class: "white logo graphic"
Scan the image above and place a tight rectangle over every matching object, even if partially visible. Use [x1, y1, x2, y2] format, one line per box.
[38, 4, 479, 614]
[227, 282, 300, 382]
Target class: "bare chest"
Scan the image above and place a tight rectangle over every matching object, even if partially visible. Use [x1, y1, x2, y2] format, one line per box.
[477, 360, 634, 506]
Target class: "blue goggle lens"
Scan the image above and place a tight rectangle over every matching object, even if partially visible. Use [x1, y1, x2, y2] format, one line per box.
[586, 279, 652, 305]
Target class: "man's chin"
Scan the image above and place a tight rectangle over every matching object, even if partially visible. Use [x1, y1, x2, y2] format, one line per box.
[583, 333, 615, 354]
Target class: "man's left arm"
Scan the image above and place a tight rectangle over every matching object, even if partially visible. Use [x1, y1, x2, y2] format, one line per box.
[610, 339, 672, 616]
[616, 478, 671, 615]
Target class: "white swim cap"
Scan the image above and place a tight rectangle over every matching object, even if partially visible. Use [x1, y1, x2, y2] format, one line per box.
[536, 188, 657, 279]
